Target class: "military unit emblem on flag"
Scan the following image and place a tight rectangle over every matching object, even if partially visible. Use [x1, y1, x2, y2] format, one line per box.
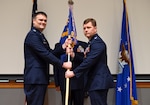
[116, 0, 138, 105]
[59, 5, 77, 48]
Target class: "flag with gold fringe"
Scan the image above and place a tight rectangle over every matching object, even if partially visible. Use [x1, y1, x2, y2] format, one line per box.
[59, 1, 77, 104]
[116, 0, 138, 105]
[59, 3, 77, 61]
[60, 3, 77, 47]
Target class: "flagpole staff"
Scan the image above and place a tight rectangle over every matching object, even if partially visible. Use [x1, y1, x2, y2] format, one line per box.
[65, 36, 71, 105]
[65, 1, 74, 105]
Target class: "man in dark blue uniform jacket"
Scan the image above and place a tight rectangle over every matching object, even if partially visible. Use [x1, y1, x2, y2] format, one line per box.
[53, 40, 88, 105]
[65, 18, 114, 105]
[24, 11, 72, 105]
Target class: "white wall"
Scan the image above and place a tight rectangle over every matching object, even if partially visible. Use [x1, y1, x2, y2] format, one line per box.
[0, 0, 150, 74]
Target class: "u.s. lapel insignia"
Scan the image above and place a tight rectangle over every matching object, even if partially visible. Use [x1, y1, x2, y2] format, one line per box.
[43, 39, 47, 44]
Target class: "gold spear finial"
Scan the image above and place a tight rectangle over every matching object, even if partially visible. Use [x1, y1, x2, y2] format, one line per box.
[68, 0, 74, 5]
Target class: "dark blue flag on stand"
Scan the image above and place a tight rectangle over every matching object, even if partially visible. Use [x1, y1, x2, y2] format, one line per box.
[31, 0, 38, 27]
[116, 0, 138, 105]
[59, 4, 77, 61]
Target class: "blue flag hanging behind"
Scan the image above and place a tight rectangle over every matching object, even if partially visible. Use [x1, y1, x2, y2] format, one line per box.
[116, 0, 138, 105]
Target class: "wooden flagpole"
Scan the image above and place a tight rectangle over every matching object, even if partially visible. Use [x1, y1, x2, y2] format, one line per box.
[65, 1, 74, 105]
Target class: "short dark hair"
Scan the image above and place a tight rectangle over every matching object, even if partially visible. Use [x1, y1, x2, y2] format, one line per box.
[32, 11, 47, 19]
[83, 18, 97, 27]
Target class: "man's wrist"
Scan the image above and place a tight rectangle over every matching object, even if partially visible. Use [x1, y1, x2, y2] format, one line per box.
[62, 43, 66, 50]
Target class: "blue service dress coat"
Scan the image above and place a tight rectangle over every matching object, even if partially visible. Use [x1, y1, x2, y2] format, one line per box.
[53, 40, 88, 105]
[24, 27, 65, 85]
[73, 34, 114, 91]
[53, 40, 88, 91]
